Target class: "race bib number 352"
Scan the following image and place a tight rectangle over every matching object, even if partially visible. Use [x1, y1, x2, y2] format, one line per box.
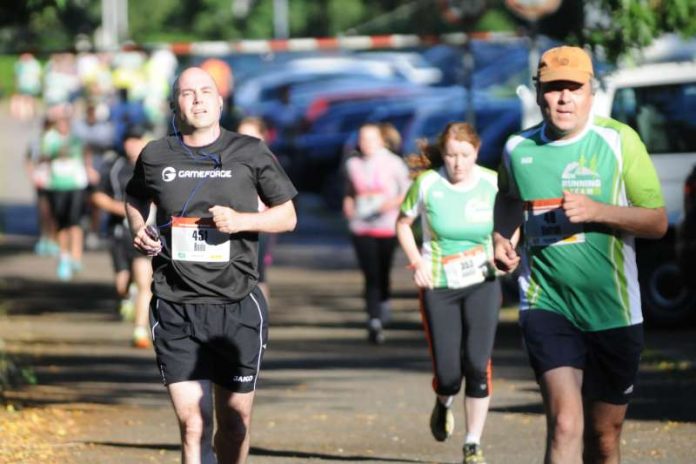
[441, 245, 488, 289]
[171, 216, 230, 262]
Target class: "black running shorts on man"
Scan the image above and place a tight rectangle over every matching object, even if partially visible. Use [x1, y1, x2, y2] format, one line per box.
[151, 287, 268, 392]
[520, 309, 644, 405]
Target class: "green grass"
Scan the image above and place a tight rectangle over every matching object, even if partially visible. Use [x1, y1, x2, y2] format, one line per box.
[0, 55, 17, 98]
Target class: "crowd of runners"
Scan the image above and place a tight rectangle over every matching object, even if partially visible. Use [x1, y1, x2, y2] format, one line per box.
[9, 44, 668, 464]
[17, 48, 178, 346]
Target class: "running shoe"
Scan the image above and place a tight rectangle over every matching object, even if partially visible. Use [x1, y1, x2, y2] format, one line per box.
[430, 398, 454, 442]
[56, 258, 73, 281]
[45, 240, 60, 257]
[132, 326, 151, 349]
[463, 443, 486, 464]
[119, 299, 135, 322]
[85, 232, 100, 251]
[379, 300, 392, 325]
[367, 318, 385, 345]
[34, 238, 47, 256]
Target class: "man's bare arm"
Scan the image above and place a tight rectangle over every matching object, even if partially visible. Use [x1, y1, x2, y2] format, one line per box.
[125, 193, 160, 255]
[493, 192, 524, 272]
[209, 200, 297, 234]
[562, 191, 668, 239]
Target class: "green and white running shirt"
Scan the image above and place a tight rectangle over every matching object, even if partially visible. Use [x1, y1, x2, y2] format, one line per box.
[500, 115, 664, 331]
[42, 128, 88, 191]
[401, 165, 497, 289]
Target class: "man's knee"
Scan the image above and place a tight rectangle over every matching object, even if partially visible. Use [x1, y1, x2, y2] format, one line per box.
[552, 412, 584, 443]
[216, 391, 254, 434]
[215, 409, 250, 447]
[586, 417, 623, 457]
[216, 421, 248, 444]
[179, 414, 212, 442]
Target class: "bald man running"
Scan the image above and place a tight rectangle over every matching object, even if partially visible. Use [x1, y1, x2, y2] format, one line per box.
[126, 67, 297, 464]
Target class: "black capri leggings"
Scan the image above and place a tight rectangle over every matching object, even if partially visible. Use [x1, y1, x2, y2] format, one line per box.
[420, 280, 501, 398]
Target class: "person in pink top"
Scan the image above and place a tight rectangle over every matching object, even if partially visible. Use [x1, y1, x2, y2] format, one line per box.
[237, 116, 274, 306]
[343, 123, 410, 344]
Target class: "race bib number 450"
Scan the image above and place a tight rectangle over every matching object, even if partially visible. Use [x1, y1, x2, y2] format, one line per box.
[525, 198, 585, 247]
[171, 217, 230, 262]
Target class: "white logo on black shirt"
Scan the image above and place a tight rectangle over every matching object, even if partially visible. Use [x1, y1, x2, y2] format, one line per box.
[162, 166, 176, 182]
[161, 166, 233, 182]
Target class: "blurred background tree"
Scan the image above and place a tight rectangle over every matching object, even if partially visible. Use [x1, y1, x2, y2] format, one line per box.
[0, 0, 693, 62]
[583, 0, 696, 62]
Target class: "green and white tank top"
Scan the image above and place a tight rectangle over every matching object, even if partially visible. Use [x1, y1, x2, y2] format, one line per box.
[401, 165, 497, 289]
[500, 115, 664, 331]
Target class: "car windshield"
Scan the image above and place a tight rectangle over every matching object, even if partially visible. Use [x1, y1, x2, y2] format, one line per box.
[610, 82, 696, 154]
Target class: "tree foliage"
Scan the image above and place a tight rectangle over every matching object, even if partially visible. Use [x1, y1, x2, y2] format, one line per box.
[0, 0, 98, 52]
[0, 0, 693, 65]
[582, 0, 696, 62]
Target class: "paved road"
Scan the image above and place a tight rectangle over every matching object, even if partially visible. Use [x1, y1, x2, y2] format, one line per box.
[2, 233, 696, 464]
[1, 106, 696, 463]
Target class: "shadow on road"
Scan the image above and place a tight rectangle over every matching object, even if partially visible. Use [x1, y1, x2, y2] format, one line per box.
[86, 442, 437, 462]
[1, 276, 116, 315]
[2, 239, 695, 424]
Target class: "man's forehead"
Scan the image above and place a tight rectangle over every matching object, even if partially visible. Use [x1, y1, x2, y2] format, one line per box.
[177, 69, 218, 92]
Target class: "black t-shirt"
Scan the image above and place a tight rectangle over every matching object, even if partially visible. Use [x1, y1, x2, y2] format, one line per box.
[97, 156, 133, 233]
[126, 129, 297, 303]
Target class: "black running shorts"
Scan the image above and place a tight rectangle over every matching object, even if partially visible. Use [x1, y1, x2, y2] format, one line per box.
[519, 309, 644, 405]
[150, 287, 269, 393]
[48, 189, 85, 229]
[110, 232, 140, 273]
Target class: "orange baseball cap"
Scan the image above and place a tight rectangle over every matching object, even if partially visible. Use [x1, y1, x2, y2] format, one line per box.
[537, 46, 593, 84]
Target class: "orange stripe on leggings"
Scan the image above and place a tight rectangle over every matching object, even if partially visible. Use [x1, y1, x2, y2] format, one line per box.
[486, 359, 493, 395]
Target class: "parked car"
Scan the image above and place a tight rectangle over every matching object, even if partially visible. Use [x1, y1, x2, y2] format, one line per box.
[676, 165, 696, 297]
[356, 51, 444, 85]
[235, 63, 406, 111]
[401, 94, 521, 169]
[292, 94, 418, 192]
[600, 61, 696, 326]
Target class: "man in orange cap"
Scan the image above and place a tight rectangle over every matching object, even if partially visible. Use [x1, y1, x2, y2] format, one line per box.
[493, 46, 667, 463]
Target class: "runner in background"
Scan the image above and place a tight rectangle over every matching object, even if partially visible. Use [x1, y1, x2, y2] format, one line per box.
[72, 100, 116, 250]
[343, 123, 410, 344]
[92, 124, 153, 347]
[379, 122, 403, 156]
[43, 104, 93, 281]
[397, 122, 501, 464]
[11, 53, 42, 121]
[237, 116, 274, 305]
[25, 117, 59, 257]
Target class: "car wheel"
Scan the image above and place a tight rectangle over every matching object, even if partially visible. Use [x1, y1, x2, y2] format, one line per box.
[639, 239, 696, 327]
